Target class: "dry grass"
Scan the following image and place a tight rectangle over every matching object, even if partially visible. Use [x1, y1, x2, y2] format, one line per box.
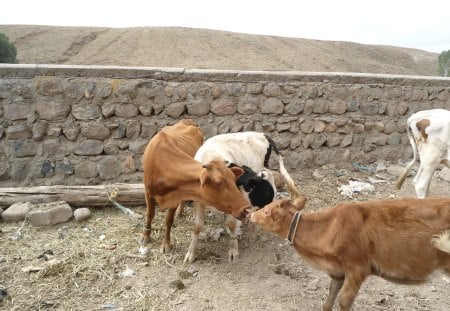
[1, 163, 449, 310]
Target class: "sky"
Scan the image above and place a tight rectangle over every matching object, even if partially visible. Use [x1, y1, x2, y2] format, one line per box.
[2, 0, 450, 53]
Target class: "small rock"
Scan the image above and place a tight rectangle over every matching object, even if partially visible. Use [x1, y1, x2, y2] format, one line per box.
[259, 235, 269, 243]
[375, 161, 387, 172]
[169, 279, 185, 290]
[106, 256, 119, 266]
[57, 226, 69, 239]
[334, 169, 348, 177]
[178, 270, 193, 279]
[386, 165, 408, 177]
[2, 202, 32, 222]
[74, 208, 91, 221]
[101, 303, 117, 310]
[0, 286, 8, 303]
[312, 169, 324, 180]
[274, 264, 284, 274]
[438, 167, 450, 182]
[186, 266, 199, 277]
[37, 249, 54, 261]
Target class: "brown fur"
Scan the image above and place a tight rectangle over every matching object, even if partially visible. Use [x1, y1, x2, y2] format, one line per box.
[416, 118, 430, 142]
[142, 119, 252, 251]
[250, 197, 450, 311]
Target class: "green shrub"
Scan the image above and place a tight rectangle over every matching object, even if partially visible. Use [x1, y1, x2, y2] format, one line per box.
[438, 50, 450, 77]
[0, 33, 17, 63]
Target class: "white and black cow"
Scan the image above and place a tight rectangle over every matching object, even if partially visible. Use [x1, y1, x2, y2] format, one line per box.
[396, 109, 450, 198]
[183, 131, 298, 263]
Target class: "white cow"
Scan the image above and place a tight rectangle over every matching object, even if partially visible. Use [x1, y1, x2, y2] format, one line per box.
[183, 131, 298, 263]
[396, 109, 450, 198]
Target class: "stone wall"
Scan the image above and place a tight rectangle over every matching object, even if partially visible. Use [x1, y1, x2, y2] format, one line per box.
[1, 64, 449, 187]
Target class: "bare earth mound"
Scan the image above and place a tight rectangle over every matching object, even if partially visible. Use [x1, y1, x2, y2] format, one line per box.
[0, 25, 439, 76]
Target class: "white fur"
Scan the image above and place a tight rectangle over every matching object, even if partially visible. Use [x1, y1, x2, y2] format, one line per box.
[194, 132, 269, 172]
[397, 109, 450, 198]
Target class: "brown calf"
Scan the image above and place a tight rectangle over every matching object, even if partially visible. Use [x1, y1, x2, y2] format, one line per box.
[142, 119, 252, 252]
[250, 197, 450, 311]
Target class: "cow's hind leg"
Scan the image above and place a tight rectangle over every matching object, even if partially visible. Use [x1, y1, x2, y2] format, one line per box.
[142, 189, 156, 244]
[414, 162, 438, 198]
[227, 215, 240, 262]
[184, 202, 205, 263]
[175, 202, 185, 218]
[160, 208, 176, 253]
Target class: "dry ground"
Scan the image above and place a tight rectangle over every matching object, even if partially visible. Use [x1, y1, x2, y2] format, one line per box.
[1, 161, 449, 311]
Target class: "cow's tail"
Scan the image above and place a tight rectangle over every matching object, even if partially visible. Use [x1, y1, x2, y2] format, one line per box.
[265, 135, 301, 200]
[396, 122, 419, 190]
[431, 231, 450, 254]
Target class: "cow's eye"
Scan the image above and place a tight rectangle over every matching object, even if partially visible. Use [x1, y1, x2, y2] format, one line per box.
[215, 181, 224, 188]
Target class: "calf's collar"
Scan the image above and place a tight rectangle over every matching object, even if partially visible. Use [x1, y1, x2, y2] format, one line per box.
[286, 211, 302, 244]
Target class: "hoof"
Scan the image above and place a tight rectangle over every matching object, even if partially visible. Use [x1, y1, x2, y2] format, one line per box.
[228, 249, 239, 262]
[183, 251, 196, 264]
[160, 243, 172, 253]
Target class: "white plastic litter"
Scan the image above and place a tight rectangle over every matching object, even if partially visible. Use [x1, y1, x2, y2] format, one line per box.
[339, 180, 375, 198]
[119, 267, 135, 278]
[138, 246, 149, 255]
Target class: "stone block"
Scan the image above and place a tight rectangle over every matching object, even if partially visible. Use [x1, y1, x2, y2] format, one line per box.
[28, 201, 73, 227]
[36, 101, 70, 120]
[2, 202, 32, 221]
[438, 167, 450, 182]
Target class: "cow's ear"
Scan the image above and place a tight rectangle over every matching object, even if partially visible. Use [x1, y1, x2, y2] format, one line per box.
[226, 161, 238, 168]
[229, 166, 244, 179]
[292, 196, 307, 211]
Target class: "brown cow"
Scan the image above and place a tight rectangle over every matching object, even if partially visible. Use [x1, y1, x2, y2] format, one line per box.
[142, 119, 252, 252]
[250, 196, 450, 311]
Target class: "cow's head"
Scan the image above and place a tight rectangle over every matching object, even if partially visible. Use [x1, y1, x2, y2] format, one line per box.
[199, 160, 252, 218]
[235, 166, 276, 208]
[249, 196, 306, 234]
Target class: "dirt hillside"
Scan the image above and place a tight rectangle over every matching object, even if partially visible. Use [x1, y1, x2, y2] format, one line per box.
[0, 25, 439, 76]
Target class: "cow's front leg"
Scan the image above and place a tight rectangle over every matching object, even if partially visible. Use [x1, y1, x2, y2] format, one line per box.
[226, 215, 239, 262]
[160, 208, 176, 253]
[184, 202, 205, 263]
[142, 190, 156, 244]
